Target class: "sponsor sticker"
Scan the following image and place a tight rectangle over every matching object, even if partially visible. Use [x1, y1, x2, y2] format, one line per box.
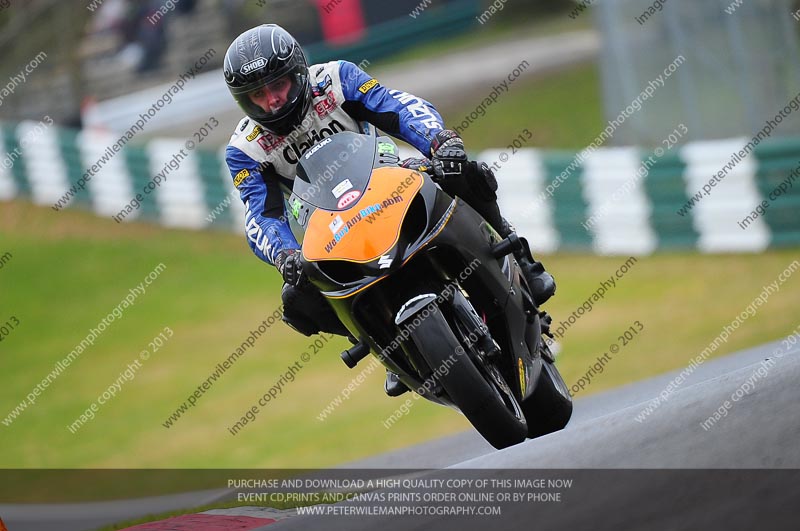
[258, 132, 283, 152]
[332, 179, 354, 198]
[314, 93, 336, 118]
[305, 137, 333, 160]
[233, 169, 250, 187]
[282, 119, 345, 164]
[329, 215, 344, 234]
[378, 142, 396, 155]
[246, 125, 263, 142]
[337, 190, 361, 209]
[312, 75, 333, 97]
[291, 198, 302, 219]
[318, 75, 333, 92]
[358, 78, 378, 94]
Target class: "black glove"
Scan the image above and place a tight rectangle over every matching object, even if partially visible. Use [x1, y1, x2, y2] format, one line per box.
[430, 129, 468, 179]
[274, 249, 305, 286]
[400, 157, 432, 172]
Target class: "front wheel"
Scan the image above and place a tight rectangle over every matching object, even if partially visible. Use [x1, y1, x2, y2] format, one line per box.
[521, 352, 573, 439]
[408, 305, 527, 449]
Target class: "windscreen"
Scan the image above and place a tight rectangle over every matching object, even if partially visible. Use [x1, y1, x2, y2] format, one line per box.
[292, 132, 377, 211]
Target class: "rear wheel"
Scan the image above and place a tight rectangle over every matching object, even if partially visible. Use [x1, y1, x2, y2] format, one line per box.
[409, 305, 527, 449]
[521, 344, 573, 438]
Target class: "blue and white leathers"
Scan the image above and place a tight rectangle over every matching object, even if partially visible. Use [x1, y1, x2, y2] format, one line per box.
[225, 60, 444, 265]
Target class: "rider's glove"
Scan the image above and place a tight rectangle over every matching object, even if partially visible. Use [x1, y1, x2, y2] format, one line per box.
[430, 129, 467, 179]
[275, 249, 305, 286]
[400, 157, 432, 173]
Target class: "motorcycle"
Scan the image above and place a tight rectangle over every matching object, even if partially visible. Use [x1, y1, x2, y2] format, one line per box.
[287, 131, 572, 449]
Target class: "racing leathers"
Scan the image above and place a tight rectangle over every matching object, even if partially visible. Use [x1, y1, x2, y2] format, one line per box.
[225, 60, 445, 267]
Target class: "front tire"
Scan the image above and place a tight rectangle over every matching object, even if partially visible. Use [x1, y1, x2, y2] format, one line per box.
[409, 305, 527, 449]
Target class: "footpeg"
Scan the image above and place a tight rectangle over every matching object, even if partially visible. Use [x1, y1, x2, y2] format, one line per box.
[384, 371, 410, 397]
[341, 340, 370, 368]
[490, 232, 524, 258]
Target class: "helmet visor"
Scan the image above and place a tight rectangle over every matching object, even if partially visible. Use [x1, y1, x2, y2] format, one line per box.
[231, 63, 308, 128]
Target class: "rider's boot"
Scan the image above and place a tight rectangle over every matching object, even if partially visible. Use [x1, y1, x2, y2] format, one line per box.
[482, 202, 556, 307]
[501, 219, 556, 306]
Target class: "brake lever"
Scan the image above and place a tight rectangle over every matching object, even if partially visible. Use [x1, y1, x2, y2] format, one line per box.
[416, 164, 436, 177]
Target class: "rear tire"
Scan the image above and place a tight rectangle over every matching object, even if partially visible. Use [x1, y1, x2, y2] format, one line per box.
[409, 305, 527, 449]
[522, 357, 573, 439]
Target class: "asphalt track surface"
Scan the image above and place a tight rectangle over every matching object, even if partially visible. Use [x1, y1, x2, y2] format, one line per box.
[2, 339, 798, 530]
[264, 339, 800, 531]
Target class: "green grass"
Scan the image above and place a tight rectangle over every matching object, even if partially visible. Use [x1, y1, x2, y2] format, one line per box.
[1, 203, 799, 488]
[441, 62, 604, 150]
[370, 11, 593, 68]
[364, 10, 603, 151]
[365, 10, 603, 151]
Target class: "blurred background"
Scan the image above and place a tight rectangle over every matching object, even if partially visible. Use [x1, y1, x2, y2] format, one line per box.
[1, 0, 799, 474]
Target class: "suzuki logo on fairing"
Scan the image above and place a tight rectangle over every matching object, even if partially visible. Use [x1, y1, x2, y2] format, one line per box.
[305, 137, 332, 159]
[241, 57, 267, 75]
[378, 255, 393, 269]
[283, 119, 345, 164]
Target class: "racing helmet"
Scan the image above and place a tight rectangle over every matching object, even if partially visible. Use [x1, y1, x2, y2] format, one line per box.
[223, 24, 311, 136]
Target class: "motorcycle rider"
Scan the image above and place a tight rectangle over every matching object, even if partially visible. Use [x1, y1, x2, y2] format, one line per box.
[224, 24, 555, 395]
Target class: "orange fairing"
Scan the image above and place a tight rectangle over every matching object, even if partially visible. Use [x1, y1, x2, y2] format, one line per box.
[302, 168, 424, 263]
